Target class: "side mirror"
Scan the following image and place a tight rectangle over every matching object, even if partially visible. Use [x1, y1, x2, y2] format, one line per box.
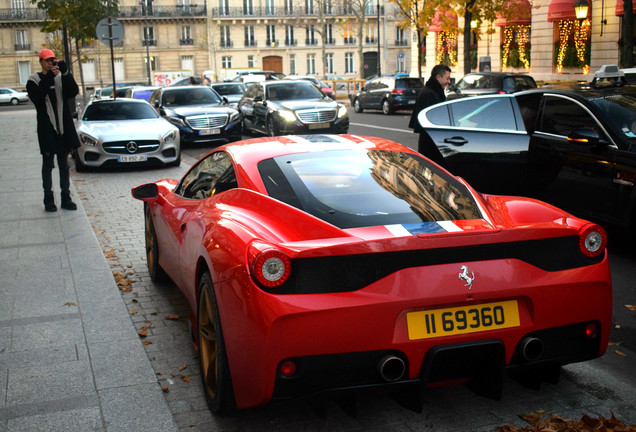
[567, 128, 602, 144]
[222, 96, 229, 104]
[131, 183, 159, 201]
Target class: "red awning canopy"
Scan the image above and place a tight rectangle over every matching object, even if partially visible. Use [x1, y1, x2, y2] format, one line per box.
[616, 0, 636, 15]
[547, 0, 591, 21]
[430, 9, 458, 32]
[495, 0, 532, 26]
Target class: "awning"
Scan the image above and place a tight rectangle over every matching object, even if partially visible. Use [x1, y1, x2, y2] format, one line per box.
[547, 0, 591, 22]
[615, 0, 636, 16]
[495, 0, 532, 26]
[430, 9, 458, 32]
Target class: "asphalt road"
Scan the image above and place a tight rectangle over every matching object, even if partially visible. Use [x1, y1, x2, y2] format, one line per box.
[8, 103, 635, 431]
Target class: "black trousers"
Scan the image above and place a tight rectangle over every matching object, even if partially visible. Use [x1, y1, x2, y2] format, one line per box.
[42, 151, 70, 195]
[417, 133, 447, 168]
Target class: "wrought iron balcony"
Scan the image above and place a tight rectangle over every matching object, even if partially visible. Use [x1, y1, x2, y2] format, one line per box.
[180, 38, 194, 45]
[15, 43, 31, 51]
[212, 5, 354, 18]
[117, 4, 206, 18]
[0, 8, 48, 21]
[285, 39, 297, 46]
[220, 40, 233, 48]
[142, 39, 157, 46]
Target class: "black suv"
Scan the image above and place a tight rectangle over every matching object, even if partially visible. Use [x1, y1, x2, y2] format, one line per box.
[351, 76, 423, 115]
[447, 72, 537, 99]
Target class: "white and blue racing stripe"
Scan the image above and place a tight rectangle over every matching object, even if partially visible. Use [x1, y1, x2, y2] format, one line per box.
[385, 221, 462, 237]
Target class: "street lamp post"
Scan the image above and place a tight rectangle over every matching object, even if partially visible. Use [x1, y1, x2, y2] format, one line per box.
[377, 0, 381, 76]
[141, 0, 152, 85]
[574, 0, 589, 20]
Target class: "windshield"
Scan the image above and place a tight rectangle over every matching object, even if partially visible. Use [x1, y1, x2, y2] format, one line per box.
[162, 88, 222, 106]
[82, 102, 159, 121]
[258, 148, 482, 229]
[212, 84, 247, 96]
[267, 82, 324, 101]
[590, 94, 636, 140]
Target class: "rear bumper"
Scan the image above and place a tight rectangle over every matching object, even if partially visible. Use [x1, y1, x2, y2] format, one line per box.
[218, 255, 612, 409]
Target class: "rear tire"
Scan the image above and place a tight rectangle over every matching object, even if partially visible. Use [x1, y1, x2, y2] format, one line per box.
[382, 99, 394, 115]
[11, 98, 19, 106]
[198, 272, 235, 415]
[144, 204, 168, 282]
[353, 98, 363, 113]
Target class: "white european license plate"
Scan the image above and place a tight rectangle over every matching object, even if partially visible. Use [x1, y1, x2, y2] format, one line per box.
[308, 122, 330, 130]
[408, 100, 415, 104]
[406, 300, 520, 340]
[118, 155, 148, 162]
[199, 128, 220, 135]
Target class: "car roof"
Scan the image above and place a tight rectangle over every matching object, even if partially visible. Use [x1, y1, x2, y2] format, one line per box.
[517, 84, 636, 99]
[87, 97, 149, 104]
[463, 72, 534, 78]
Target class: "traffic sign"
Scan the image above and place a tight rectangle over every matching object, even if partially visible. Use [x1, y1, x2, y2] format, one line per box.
[97, 17, 124, 47]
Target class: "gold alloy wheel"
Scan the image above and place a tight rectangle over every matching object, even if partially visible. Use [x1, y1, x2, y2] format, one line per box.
[198, 283, 219, 399]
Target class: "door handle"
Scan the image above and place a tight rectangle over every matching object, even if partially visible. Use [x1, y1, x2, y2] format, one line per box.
[443, 137, 468, 146]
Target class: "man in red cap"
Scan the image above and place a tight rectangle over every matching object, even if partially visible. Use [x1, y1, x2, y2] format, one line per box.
[26, 48, 81, 212]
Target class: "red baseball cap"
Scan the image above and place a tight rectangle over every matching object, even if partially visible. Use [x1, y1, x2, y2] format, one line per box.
[39, 49, 55, 60]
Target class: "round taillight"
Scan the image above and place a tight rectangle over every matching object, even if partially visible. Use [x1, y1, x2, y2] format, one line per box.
[249, 243, 291, 288]
[578, 224, 607, 258]
[280, 360, 297, 377]
[585, 322, 598, 339]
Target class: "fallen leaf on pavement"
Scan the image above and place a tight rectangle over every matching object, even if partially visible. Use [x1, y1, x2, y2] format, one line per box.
[162, 386, 169, 393]
[626, 305, 636, 311]
[138, 329, 148, 338]
[616, 350, 627, 356]
[63, 302, 76, 307]
[179, 364, 187, 371]
[165, 315, 180, 320]
[608, 341, 623, 346]
[129, 309, 137, 315]
[181, 375, 191, 383]
[143, 340, 152, 345]
[499, 411, 636, 432]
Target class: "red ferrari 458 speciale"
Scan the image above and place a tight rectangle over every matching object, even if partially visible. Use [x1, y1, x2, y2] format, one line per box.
[132, 134, 612, 415]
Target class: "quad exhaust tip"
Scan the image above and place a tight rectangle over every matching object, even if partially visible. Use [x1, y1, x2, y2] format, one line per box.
[520, 337, 544, 361]
[378, 355, 406, 382]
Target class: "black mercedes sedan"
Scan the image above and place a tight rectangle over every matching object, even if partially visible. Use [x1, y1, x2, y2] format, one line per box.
[148, 86, 242, 145]
[237, 80, 349, 136]
[417, 83, 636, 235]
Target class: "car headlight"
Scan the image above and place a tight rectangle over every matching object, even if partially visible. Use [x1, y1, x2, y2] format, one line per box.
[229, 110, 241, 123]
[166, 116, 187, 127]
[79, 133, 98, 147]
[278, 109, 297, 123]
[337, 104, 348, 119]
[162, 129, 177, 143]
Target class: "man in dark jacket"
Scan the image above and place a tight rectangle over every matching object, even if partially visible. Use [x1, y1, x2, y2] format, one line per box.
[27, 48, 81, 212]
[408, 64, 451, 166]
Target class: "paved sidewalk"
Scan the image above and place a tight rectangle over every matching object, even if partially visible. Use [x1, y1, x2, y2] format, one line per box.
[0, 110, 177, 431]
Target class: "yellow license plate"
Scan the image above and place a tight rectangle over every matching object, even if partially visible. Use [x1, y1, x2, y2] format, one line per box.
[308, 122, 330, 129]
[407, 300, 520, 340]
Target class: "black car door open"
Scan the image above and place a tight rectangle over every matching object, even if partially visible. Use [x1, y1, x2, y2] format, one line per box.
[419, 95, 531, 194]
[529, 94, 617, 221]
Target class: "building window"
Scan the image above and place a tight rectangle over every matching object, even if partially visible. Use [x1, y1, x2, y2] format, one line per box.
[290, 54, 296, 75]
[396, 27, 406, 46]
[144, 55, 156, 77]
[306, 26, 316, 45]
[17, 60, 31, 85]
[307, 54, 316, 75]
[396, 53, 405, 73]
[324, 0, 333, 14]
[343, 23, 355, 44]
[306, 0, 314, 15]
[81, 59, 96, 82]
[243, 0, 253, 15]
[326, 53, 334, 74]
[285, 25, 296, 46]
[114, 58, 125, 81]
[285, 0, 293, 14]
[345, 52, 354, 74]
[248, 55, 255, 68]
[365, 1, 375, 15]
[245, 26, 256, 47]
[365, 23, 377, 44]
[181, 55, 194, 75]
[222, 56, 232, 68]
[180, 26, 193, 45]
[219, 0, 230, 16]
[178, 0, 191, 13]
[221, 26, 232, 47]
[266, 25, 277, 47]
[324, 24, 334, 45]
[143, 27, 156, 46]
[14, 30, 29, 51]
[265, 0, 275, 15]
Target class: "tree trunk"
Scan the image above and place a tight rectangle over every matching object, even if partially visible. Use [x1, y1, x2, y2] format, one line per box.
[75, 39, 87, 108]
[463, 1, 475, 75]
